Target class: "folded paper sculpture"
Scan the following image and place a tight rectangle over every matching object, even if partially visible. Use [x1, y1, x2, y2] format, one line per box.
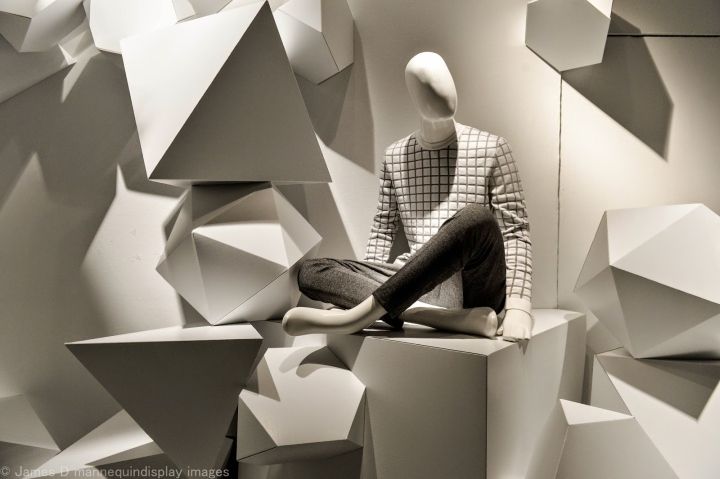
[0, 0, 84, 52]
[66, 325, 262, 471]
[86, 0, 188, 54]
[157, 183, 321, 324]
[121, 1, 329, 185]
[525, 0, 613, 71]
[0, 395, 60, 472]
[591, 348, 720, 479]
[237, 346, 365, 464]
[527, 399, 675, 479]
[273, 0, 354, 83]
[575, 204, 720, 359]
[27, 410, 170, 478]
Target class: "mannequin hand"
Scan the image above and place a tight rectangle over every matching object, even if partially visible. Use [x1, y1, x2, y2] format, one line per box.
[498, 309, 533, 342]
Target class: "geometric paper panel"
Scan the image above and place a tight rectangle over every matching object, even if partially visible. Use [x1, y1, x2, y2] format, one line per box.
[591, 349, 720, 479]
[26, 410, 165, 478]
[273, 0, 354, 84]
[157, 183, 321, 325]
[237, 346, 365, 464]
[575, 204, 720, 358]
[254, 309, 585, 478]
[0, 35, 74, 104]
[86, 0, 187, 54]
[121, 1, 330, 185]
[0, 395, 59, 474]
[66, 325, 262, 471]
[525, 0, 613, 72]
[528, 400, 676, 479]
[0, 0, 85, 52]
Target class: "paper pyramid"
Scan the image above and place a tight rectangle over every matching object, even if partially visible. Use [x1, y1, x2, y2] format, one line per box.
[121, 1, 330, 185]
[0, 0, 84, 52]
[0, 395, 59, 472]
[591, 348, 720, 479]
[525, 0, 613, 71]
[574, 204, 720, 358]
[272, 0, 354, 83]
[528, 399, 676, 479]
[66, 324, 262, 471]
[157, 183, 321, 325]
[86, 0, 188, 54]
[237, 346, 365, 464]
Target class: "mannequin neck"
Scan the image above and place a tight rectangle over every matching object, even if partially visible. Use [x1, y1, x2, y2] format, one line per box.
[417, 118, 457, 149]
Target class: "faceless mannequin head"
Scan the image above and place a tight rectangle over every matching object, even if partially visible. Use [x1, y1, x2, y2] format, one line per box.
[404, 52, 458, 122]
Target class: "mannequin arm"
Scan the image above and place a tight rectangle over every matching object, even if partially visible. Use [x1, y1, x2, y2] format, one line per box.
[489, 137, 533, 332]
[498, 308, 533, 342]
[364, 157, 400, 263]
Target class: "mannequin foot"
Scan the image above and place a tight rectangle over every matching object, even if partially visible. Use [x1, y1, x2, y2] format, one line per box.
[282, 296, 387, 336]
[399, 306, 498, 337]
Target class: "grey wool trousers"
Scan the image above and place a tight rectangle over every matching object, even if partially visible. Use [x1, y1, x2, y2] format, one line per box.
[296, 204, 507, 329]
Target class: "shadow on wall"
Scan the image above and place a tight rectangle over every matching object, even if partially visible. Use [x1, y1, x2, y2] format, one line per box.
[280, 25, 381, 264]
[296, 25, 376, 174]
[562, 16, 674, 159]
[0, 53, 140, 447]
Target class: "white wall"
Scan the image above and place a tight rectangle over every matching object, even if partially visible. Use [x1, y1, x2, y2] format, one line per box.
[558, 37, 720, 323]
[0, 53, 185, 447]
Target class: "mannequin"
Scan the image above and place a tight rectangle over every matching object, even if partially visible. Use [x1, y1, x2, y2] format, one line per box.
[282, 52, 533, 341]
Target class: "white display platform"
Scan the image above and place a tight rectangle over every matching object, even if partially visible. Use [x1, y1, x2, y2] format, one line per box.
[248, 309, 585, 479]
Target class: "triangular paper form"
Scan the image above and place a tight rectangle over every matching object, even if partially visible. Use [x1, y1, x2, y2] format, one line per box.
[0, 395, 59, 451]
[319, 0, 352, 70]
[590, 355, 631, 415]
[66, 325, 262, 471]
[218, 268, 302, 323]
[606, 204, 698, 264]
[192, 231, 288, 319]
[29, 411, 153, 477]
[612, 205, 720, 305]
[278, 0, 321, 31]
[123, 1, 329, 184]
[122, 3, 262, 175]
[559, 398, 631, 425]
[575, 213, 610, 289]
[639, 314, 720, 359]
[613, 269, 719, 358]
[575, 267, 635, 354]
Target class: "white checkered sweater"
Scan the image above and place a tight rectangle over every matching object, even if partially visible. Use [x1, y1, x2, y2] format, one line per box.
[364, 124, 533, 314]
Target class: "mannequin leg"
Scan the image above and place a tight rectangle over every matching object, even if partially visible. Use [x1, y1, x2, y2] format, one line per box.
[284, 204, 506, 336]
[295, 257, 404, 328]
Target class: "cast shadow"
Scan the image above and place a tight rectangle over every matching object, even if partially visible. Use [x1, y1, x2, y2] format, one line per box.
[562, 15, 673, 159]
[296, 24, 375, 174]
[602, 353, 720, 420]
[117, 131, 184, 198]
[0, 53, 140, 447]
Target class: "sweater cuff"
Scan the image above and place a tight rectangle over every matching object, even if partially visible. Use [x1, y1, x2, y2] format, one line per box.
[504, 297, 532, 316]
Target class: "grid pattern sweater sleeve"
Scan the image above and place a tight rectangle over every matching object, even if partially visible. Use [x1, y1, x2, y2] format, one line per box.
[490, 138, 533, 311]
[364, 154, 400, 263]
